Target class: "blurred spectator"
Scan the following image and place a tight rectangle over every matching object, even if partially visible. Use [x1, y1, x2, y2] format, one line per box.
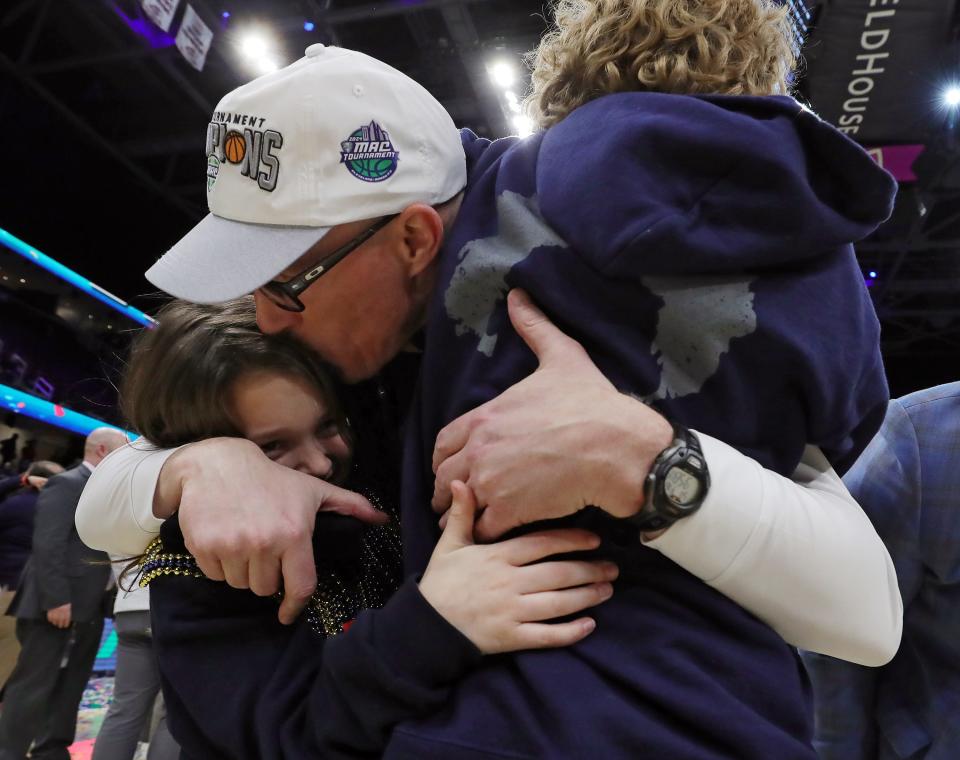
[0, 428, 126, 760]
[90, 560, 178, 760]
[17, 441, 36, 474]
[0, 461, 65, 692]
[0, 435, 17, 470]
[803, 382, 960, 759]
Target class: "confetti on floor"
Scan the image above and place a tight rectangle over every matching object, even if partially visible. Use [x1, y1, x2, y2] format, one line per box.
[68, 738, 148, 760]
[68, 738, 94, 760]
[67, 676, 149, 759]
[70, 677, 113, 755]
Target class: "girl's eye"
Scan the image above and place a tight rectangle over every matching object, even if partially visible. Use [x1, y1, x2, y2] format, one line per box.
[260, 440, 283, 456]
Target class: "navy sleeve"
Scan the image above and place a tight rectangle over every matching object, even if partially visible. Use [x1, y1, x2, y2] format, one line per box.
[0, 475, 22, 501]
[152, 570, 481, 759]
[314, 579, 482, 755]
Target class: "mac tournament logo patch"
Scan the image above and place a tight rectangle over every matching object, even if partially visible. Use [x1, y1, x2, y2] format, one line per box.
[340, 121, 399, 182]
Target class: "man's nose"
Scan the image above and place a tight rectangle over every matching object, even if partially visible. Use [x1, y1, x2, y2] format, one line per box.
[254, 290, 301, 334]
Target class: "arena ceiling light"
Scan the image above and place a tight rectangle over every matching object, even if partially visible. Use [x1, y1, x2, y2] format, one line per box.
[943, 85, 960, 108]
[488, 57, 533, 137]
[237, 29, 281, 75]
[489, 61, 517, 89]
[512, 115, 534, 138]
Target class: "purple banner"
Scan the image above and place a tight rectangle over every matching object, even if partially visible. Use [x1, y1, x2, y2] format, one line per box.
[864, 144, 925, 182]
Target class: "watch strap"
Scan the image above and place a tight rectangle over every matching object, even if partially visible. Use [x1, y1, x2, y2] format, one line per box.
[627, 424, 709, 533]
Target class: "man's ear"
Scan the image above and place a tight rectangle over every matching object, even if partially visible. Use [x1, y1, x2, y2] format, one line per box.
[394, 204, 445, 276]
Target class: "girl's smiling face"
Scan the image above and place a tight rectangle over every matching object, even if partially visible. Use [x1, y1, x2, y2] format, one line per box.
[228, 370, 351, 482]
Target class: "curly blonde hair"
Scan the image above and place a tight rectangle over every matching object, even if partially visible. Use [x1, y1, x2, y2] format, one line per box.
[525, 0, 796, 129]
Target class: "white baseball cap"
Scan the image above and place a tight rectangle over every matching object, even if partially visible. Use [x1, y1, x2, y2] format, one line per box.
[146, 44, 467, 303]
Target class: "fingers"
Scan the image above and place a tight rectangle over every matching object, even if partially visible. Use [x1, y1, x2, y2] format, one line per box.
[511, 618, 597, 650]
[518, 559, 619, 594]
[219, 558, 250, 590]
[316, 482, 387, 525]
[191, 553, 227, 583]
[436, 481, 477, 551]
[431, 411, 472, 476]
[248, 557, 282, 598]
[431, 446, 470, 512]
[521, 582, 614, 621]
[278, 540, 319, 625]
[499, 528, 603, 566]
[474, 504, 526, 543]
[48, 608, 71, 629]
[506, 289, 588, 368]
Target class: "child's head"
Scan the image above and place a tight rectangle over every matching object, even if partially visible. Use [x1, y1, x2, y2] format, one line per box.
[525, 0, 795, 129]
[122, 298, 350, 483]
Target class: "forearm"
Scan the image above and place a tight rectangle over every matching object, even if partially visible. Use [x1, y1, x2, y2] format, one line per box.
[645, 434, 902, 666]
[76, 440, 177, 555]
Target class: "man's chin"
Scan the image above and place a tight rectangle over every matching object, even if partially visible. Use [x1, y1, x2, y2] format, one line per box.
[317, 352, 381, 385]
[290, 334, 389, 384]
[338, 361, 384, 384]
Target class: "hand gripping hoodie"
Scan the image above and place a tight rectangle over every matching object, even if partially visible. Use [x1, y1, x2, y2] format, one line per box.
[390, 93, 896, 759]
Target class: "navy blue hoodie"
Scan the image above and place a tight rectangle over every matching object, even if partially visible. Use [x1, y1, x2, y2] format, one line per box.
[149, 93, 895, 760]
[388, 93, 895, 759]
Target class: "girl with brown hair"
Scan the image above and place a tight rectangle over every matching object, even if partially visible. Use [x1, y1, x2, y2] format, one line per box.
[122, 297, 616, 757]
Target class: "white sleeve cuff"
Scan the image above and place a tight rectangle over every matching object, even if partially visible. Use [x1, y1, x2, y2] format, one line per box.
[643, 431, 765, 583]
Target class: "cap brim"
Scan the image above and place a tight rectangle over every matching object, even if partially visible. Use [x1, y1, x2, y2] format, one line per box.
[145, 213, 331, 304]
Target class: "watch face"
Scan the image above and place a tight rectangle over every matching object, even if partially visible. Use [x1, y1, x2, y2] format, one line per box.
[664, 467, 701, 506]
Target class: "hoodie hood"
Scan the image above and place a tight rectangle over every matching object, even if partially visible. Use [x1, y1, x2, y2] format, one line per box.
[536, 93, 897, 275]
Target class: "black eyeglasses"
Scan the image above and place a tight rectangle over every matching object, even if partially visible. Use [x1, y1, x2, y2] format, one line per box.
[259, 214, 398, 313]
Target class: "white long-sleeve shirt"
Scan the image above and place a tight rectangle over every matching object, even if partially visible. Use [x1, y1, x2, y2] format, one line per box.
[76, 432, 902, 666]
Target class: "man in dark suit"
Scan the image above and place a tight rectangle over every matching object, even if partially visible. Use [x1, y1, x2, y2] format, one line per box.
[0, 428, 127, 760]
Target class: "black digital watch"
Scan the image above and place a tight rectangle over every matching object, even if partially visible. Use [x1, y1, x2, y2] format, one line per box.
[626, 424, 710, 533]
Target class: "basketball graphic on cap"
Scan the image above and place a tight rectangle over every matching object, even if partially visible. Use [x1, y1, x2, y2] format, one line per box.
[224, 131, 246, 164]
[350, 157, 396, 181]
